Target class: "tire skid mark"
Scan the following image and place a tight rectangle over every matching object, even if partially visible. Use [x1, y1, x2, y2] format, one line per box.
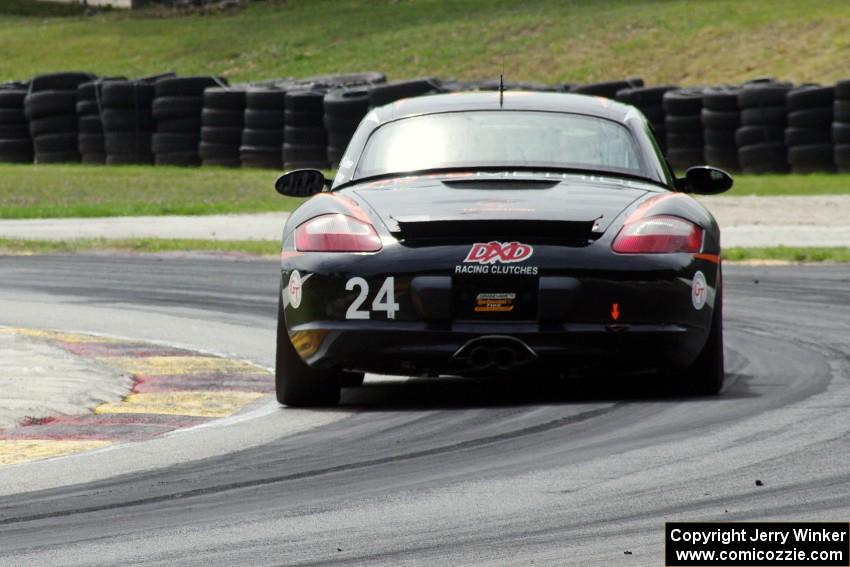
[0, 328, 273, 465]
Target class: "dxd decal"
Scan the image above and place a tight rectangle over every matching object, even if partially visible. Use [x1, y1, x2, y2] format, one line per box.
[464, 241, 533, 264]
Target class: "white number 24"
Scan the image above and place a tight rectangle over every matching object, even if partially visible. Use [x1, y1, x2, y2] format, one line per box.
[345, 277, 399, 320]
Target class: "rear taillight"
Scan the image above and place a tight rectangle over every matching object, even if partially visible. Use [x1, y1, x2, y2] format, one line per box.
[295, 214, 382, 252]
[612, 215, 703, 254]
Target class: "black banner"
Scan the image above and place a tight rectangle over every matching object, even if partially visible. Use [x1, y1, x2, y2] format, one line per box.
[666, 522, 850, 566]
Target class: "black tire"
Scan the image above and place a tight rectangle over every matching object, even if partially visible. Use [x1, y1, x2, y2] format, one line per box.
[662, 89, 704, 115]
[78, 133, 105, 154]
[301, 71, 386, 88]
[369, 78, 440, 106]
[833, 144, 850, 168]
[81, 153, 106, 165]
[284, 109, 323, 127]
[153, 116, 201, 133]
[245, 109, 284, 129]
[0, 151, 33, 163]
[836, 80, 850, 100]
[24, 91, 77, 119]
[704, 146, 739, 170]
[323, 89, 371, 118]
[75, 99, 100, 116]
[680, 274, 724, 396]
[241, 129, 282, 147]
[0, 108, 26, 124]
[35, 151, 79, 164]
[30, 114, 78, 137]
[29, 72, 95, 93]
[788, 144, 835, 169]
[666, 132, 703, 148]
[34, 133, 78, 153]
[834, 100, 850, 123]
[665, 114, 703, 135]
[785, 127, 830, 146]
[154, 151, 201, 166]
[240, 149, 282, 169]
[637, 105, 665, 124]
[701, 88, 741, 111]
[101, 81, 155, 108]
[327, 145, 346, 167]
[203, 87, 245, 110]
[832, 122, 850, 144]
[738, 143, 789, 173]
[786, 85, 834, 110]
[199, 141, 239, 160]
[703, 128, 737, 147]
[105, 132, 153, 155]
[106, 152, 153, 165]
[614, 85, 677, 105]
[324, 113, 365, 133]
[283, 143, 328, 166]
[152, 133, 199, 153]
[0, 89, 26, 109]
[200, 126, 243, 145]
[245, 89, 287, 110]
[327, 130, 355, 149]
[570, 79, 635, 99]
[0, 124, 29, 138]
[740, 106, 787, 126]
[787, 107, 832, 128]
[0, 138, 33, 153]
[284, 125, 327, 145]
[286, 90, 325, 113]
[154, 76, 227, 97]
[735, 125, 785, 146]
[275, 290, 341, 407]
[152, 96, 203, 121]
[201, 108, 244, 128]
[738, 85, 793, 108]
[665, 147, 705, 170]
[701, 109, 740, 130]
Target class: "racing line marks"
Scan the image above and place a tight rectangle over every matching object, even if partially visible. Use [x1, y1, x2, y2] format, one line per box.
[0, 328, 273, 466]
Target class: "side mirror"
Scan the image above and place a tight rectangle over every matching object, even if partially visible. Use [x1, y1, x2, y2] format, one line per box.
[275, 169, 330, 197]
[676, 166, 733, 195]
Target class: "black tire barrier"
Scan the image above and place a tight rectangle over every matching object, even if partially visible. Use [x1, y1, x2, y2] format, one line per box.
[741, 105, 788, 126]
[101, 109, 156, 132]
[787, 106, 833, 128]
[153, 77, 223, 166]
[81, 153, 106, 165]
[25, 75, 89, 163]
[285, 125, 327, 146]
[701, 88, 742, 171]
[736, 84, 793, 173]
[736, 125, 785, 146]
[788, 143, 835, 173]
[783, 86, 834, 173]
[0, 85, 33, 164]
[571, 77, 643, 99]
[78, 133, 104, 154]
[663, 88, 704, 170]
[102, 80, 155, 165]
[368, 78, 441, 107]
[785, 127, 830, 145]
[29, 72, 95, 93]
[105, 132, 153, 157]
[155, 116, 202, 133]
[283, 142, 328, 169]
[154, 76, 227, 97]
[152, 96, 204, 121]
[101, 81, 155, 108]
[30, 113, 78, 137]
[738, 142, 789, 173]
[154, 151, 202, 167]
[832, 122, 850, 144]
[200, 86, 245, 166]
[834, 100, 850, 122]
[615, 85, 675, 151]
[35, 151, 81, 164]
[34, 132, 78, 153]
[24, 91, 78, 120]
[834, 144, 850, 171]
[284, 108, 324, 128]
[283, 89, 328, 168]
[241, 87, 286, 169]
[704, 145, 740, 171]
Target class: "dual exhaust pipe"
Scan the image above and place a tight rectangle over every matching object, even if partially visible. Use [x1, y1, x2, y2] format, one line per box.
[453, 335, 538, 371]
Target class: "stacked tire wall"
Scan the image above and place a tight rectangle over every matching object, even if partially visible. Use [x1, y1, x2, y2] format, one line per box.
[0, 83, 33, 164]
[323, 88, 370, 167]
[736, 84, 793, 173]
[152, 76, 224, 166]
[25, 72, 95, 164]
[77, 79, 120, 164]
[834, 81, 850, 172]
[785, 86, 835, 173]
[101, 80, 156, 165]
[284, 90, 328, 169]
[200, 87, 245, 167]
[701, 87, 741, 172]
[615, 85, 675, 153]
[663, 88, 705, 171]
[241, 88, 286, 169]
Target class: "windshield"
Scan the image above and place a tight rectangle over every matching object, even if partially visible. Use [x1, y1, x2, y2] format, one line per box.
[354, 110, 646, 179]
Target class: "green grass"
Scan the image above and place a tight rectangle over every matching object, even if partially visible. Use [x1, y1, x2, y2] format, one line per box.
[1, 238, 847, 263]
[0, 164, 848, 220]
[0, 164, 306, 218]
[3, 0, 850, 85]
[0, 237, 279, 255]
[724, 246, 850, 263]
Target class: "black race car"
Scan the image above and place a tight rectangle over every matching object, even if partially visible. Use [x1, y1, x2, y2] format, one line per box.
[273, 91, 732, 406]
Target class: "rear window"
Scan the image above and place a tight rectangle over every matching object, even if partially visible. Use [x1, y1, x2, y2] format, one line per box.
[354, 110, 645, 179]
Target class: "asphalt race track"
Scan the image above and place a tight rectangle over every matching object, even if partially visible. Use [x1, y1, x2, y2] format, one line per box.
[0, 255, 848, 566]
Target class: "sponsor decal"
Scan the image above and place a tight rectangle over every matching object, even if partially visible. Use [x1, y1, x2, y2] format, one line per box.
[475, 292, 516, 313]
[691, 270, 707, 310]
[464, 241, 533, 264]
[288, 270, 303, 309]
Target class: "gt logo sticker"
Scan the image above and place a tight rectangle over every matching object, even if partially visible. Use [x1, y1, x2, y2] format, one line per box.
[288, 270, 303, 309]
[464, 241, 533, 264]
[692, 271, 707, 310]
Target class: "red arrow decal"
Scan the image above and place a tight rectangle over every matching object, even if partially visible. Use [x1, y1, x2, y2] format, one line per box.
[611, 303, 620, 321]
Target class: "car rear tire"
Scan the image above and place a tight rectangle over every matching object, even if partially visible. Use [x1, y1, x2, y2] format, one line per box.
[275, 288, 341, 407]
[683, 274, 725, 395]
